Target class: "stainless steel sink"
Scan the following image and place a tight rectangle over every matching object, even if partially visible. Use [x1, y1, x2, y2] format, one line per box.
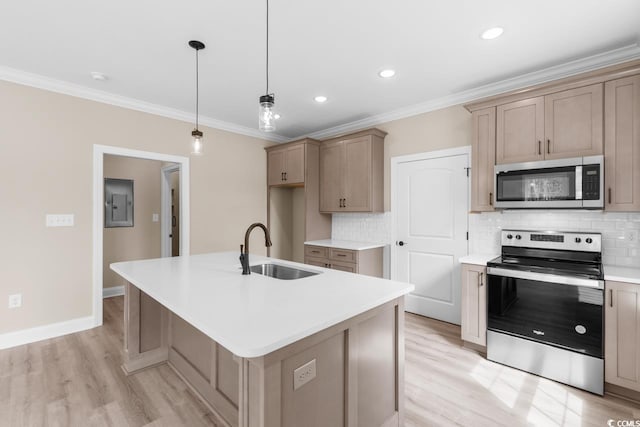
[250, 263, 319, 280]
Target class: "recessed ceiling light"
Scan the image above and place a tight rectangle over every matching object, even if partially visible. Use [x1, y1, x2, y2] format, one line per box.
[379, 69, 396, 78]
[480, 27, 504, 40]
[90, 71, 108, 81]
[314, 95, 328, 103]
[274, 114, 281, 120]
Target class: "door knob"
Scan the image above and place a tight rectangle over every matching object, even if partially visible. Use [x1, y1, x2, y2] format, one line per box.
[397, 241, 406, 246]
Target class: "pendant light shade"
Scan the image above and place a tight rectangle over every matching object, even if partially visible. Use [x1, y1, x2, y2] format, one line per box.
[259, 94, 276, 132]
[189, 40, 205, 155]
[258, 0, 276, 132]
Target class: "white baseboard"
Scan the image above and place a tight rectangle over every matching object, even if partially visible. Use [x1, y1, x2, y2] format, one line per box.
[103, 285, 125, 299]
[0, 315, 95, 350]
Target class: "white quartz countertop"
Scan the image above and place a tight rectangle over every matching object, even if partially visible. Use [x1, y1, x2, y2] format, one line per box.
[459, 254, 499, 266]
[111, 252, 413, 358]
[604, 265, 640, 285]
[304, 239, 387, 250]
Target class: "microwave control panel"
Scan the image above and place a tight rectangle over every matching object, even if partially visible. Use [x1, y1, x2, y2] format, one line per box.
[582, 164, 600, 200]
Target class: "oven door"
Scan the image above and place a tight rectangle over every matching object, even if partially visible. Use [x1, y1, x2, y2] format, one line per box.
[487, 267, 603, 358]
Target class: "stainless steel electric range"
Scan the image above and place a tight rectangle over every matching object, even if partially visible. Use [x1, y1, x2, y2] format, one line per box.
[486, 230, 604, 395]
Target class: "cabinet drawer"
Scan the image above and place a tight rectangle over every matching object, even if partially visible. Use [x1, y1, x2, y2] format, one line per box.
[304, 245, 328, 258]
[329, 260, 357, 273]
[304, 256, 329, 268]
[329, 248, 356, 263]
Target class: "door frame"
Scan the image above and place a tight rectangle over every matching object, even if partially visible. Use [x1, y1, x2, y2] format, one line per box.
[390, 145, 471, 281]
[93, 144, 190, 328]
[161, 163, 181, 258]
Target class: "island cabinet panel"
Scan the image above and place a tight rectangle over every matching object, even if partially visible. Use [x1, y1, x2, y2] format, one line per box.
[170, 314, 212, 380]
[544, 84, 603, 159]
[605, 74, 640, 211]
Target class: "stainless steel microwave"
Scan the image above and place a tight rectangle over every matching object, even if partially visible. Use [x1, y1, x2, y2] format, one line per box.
[494, 156, 604, 209]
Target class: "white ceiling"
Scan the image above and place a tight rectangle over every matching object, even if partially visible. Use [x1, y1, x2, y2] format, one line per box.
[1, 0, 639, 140]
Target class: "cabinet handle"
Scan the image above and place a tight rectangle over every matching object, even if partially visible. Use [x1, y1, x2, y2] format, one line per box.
[339, 198, 342, 207]
[538, 140, 541, 155]
[478, 272, 484, 287]
[547, 139, 551, 154]
[608, 188, 612, 204]
[337, 254, 347, 257]
[281, 172, 284, 181]
[343, 198, 347, 208]
[311, 250, 320, 254]
[489, 192, 493, 206]
[284, 172, 287, 181]
[610, 289, 613, 307]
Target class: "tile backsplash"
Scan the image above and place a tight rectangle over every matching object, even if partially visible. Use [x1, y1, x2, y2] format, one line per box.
[332, 211, 640, 267]
[470, 211, 640, 267]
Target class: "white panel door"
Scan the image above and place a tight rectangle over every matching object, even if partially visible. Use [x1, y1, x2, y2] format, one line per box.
[395, 153, 468, 324]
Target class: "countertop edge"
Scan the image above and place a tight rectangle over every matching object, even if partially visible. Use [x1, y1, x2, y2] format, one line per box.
[459, 254, 499, 266]
[304, 239, 387, 251]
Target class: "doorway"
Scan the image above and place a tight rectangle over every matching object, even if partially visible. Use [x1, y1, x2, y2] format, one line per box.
[161, 164, 181, 257]
[92, 145, 190, 328]
[391, 146, 469, 325]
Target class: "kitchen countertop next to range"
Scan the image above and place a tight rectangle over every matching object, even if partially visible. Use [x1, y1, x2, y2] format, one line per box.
[111, 252, 413, 358]
[459, 254, 499, 266]
[304, 239, 387, 251]
[604, 265, 640, 285]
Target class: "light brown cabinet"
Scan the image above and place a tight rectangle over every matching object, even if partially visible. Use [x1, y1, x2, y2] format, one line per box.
[605, 74, 640, 211]
[304, 244, 383, 277]
[267, 143, 305, 186]
[471, 107, 496, 212]
[460, 263, 487, 347]
[605, 280, 640, 392]
[319, 129, 386, 213]
[496, 83, 604, 164]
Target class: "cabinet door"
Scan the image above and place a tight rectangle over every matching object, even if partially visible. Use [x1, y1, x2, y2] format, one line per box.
[605, 75, 640, 211]
[320, 142, 344, 212]
[496, 97, 544, 164]
[330, 260, 357, 273]
[343, 137, 372, 211]
[471, 107, 496, 211]
[460, 264, 487, 346]
[544, 83, 603, 159]
[285, 144, 305, 184]
[267, 149, 286, 186]
[605, 281, 640, 392]
[305, 256, 329, 268]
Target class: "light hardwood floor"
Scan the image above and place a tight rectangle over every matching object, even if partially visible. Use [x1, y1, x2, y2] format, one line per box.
[1, 297, 639, 426]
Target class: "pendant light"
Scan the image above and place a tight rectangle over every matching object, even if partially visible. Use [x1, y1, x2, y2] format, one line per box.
[258, 0, 276, 132]
[189, 40, 205, 155]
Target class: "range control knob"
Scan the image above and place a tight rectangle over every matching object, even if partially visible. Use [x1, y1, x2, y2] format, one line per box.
[575, 237, 582, 243]
[506, 234, 513, 240]
[515, 234, 522, 240]
[586, 237, 593, 244]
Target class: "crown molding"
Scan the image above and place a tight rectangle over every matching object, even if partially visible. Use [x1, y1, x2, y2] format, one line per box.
[300, 43, 640, 140]
[0, 65, 289, 143]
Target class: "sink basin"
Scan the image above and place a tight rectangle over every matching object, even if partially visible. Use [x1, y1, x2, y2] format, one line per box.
[250, 263, 319, 280]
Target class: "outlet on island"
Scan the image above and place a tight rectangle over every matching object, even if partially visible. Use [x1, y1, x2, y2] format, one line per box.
[293, 358, 317, 390]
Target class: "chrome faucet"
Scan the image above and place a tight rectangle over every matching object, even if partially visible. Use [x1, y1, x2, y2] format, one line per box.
[240, 222, 272, 275]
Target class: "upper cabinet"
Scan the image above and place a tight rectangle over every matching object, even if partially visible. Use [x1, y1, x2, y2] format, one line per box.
[605, 74, 640, 211]
[471, 107, 496, 212]
[267, 143, 305, 186]
[319, 129, 386, 213]
[496, 83, 604, 164]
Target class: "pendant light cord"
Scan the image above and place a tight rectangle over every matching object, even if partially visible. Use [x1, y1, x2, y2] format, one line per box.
[195, 48, 199, 130]
[266, 0, 269, 94]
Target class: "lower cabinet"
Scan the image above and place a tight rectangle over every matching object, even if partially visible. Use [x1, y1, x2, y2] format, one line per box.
[460, 263, 487, 347]
[605, 280, 640, 392]
[304, 245, 383, 278]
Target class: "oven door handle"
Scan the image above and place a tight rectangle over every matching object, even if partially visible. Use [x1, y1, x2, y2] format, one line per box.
[486, 267, 604, 289]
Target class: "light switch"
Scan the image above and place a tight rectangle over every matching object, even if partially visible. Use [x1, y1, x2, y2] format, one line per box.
[152, 213, 159, 222]
[8, 293, 22, 308]
[46, 214, 75, 227]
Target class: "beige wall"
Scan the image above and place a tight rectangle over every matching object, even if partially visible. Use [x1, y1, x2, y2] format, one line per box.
[0, 80, 271, 334]
[376, 105, 473, 210]
[103, 155, 163, 289]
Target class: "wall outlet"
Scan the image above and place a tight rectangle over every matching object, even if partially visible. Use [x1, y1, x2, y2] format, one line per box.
[152, 213, 159, 222]
[46, 214, 74, 227]
[8, 294, 22, 309]
[293, 359, 317, 390]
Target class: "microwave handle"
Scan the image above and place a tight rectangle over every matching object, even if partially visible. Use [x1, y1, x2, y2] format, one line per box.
[575, 166, 583, 200]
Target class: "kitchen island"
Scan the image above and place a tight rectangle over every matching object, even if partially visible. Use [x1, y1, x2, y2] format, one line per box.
[111, 252, 414, 427]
